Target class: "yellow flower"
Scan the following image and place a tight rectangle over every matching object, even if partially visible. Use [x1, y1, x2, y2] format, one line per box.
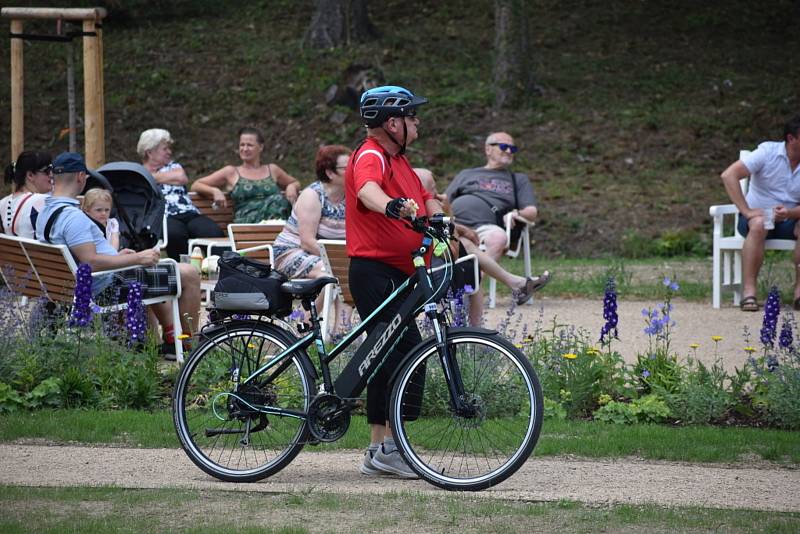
[247, 343, 256, 349]
[563, 353, 578, 360]
[744, 346, 756, 353]
[711, 336, 722, 342]
[689, 343, 700, 349]
[586, 347, 600, 356]
[177, 334, 191, 340]
[598, 393, 612, 406]
[514, 343, 523, 349]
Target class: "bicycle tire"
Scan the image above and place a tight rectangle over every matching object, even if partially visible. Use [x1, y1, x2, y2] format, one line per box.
[173, 321, 314, 482]
[390, 330, 543, 491]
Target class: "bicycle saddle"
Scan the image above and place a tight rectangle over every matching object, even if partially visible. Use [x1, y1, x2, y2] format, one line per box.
[280, 276, 338, 297]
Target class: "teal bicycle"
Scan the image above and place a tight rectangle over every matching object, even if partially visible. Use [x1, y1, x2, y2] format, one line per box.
[172, 215, 543, 491]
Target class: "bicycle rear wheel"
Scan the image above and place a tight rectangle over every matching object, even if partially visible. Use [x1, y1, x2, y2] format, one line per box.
[173, 321, 314, 482]
[390, 330, 543, 491]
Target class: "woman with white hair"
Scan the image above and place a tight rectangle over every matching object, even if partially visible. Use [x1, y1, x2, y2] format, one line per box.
[138, 128, 224, 260]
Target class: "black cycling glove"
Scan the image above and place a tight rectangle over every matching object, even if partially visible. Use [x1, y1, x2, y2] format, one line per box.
[385, 197, 410, 219]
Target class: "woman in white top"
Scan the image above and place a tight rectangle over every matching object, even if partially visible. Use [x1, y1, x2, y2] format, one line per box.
[1, 151, 53, 238]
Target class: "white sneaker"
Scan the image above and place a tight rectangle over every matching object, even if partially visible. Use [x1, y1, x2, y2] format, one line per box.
[359, 449, 383, 476]
[371, 445, 419, 479]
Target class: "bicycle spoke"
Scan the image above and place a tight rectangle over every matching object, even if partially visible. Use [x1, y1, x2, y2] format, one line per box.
[392, 333, 542, 490]
[174, 322, 313, 482]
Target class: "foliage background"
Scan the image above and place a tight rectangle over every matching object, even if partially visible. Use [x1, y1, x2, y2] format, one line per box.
[0, 0, 798, 256]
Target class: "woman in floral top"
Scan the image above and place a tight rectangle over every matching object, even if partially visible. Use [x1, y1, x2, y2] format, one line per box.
[138, 128, 224, 260]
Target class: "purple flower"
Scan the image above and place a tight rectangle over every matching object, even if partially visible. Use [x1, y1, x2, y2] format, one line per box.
[760, 286, 781, 348]
[642, 369, 651, 378]
[452, 287, 466, 327]
[289, 308, 305, 321]
[69, 263, 93, 328]
[766, 355, 779, 372]
[599, 278, 618, 343]
[779, 317, 793, 350]
[125, 282, 146, 346]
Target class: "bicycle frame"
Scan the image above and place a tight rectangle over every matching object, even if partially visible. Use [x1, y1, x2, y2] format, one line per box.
[231, 228, 473, 418]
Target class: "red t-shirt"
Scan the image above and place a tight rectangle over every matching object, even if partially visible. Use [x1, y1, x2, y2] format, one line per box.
[345, 138, 433, 275]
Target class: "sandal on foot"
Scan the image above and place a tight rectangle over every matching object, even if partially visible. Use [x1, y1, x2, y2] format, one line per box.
[513, 271, 552, 305]
[740, 296, 759, 312]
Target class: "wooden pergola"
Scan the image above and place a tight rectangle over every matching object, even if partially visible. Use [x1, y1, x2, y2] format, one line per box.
[2, 7, 107, 168]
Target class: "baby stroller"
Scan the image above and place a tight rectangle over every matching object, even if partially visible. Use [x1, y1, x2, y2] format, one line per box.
[83, 162, 166, 251]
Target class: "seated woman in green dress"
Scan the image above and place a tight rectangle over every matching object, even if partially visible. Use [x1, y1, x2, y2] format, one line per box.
[191, 127, 301, 222]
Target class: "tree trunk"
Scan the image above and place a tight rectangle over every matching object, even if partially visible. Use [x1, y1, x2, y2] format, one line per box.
[305, 0, 378, 49]
[493, 0, 537, 109]
[347, 0, 379, 42]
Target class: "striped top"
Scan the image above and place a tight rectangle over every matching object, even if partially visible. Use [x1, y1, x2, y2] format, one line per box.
[272, 181, 345, 259]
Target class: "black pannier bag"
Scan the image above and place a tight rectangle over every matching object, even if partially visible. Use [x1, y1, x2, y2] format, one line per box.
[212, 252, 292, 316]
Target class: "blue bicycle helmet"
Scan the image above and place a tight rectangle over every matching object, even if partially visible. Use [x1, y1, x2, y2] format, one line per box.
[359, 85, 428, 128]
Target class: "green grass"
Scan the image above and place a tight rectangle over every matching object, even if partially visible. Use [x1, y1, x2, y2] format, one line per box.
[0, 485, 796, 533]
[2, 410, 797, 464]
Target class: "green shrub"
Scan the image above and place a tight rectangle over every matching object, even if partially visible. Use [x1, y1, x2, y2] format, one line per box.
[0, 383, 25, 413]
[634, 350, 685, 395]
[524, 320, 628, 418]
[654, 358, 733, 424]
[593, 395, 671, 424]
[543, 397, 567, 420]
[749, 351, 800, 429]
[0, 295, 166, 411]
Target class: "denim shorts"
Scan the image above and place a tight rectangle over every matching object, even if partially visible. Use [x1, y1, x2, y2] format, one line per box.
[737, 215, 798, 240]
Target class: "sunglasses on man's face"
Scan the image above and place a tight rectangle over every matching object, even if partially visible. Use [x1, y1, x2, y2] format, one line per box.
[488, 142, 518, 154]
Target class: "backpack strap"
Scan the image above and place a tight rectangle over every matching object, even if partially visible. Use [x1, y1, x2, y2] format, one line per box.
[42, 205, 69, 244]
[507, 169, 519, 210]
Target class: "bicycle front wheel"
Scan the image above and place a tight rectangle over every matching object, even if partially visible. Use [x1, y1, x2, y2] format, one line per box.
[390, 330, 543, 491]
[173, 321, 314, 482]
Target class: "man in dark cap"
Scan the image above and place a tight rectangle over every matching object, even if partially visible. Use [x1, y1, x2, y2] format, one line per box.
[36, 152, 201, 359]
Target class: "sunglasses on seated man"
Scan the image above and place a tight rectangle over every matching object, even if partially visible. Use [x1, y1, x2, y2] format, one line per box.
[488, 142, 518, 154]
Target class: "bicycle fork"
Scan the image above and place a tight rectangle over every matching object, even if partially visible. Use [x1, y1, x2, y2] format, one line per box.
[426, 305, 476, 418]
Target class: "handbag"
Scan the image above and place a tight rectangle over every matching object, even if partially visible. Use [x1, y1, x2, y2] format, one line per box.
[212, 252, 292, 316]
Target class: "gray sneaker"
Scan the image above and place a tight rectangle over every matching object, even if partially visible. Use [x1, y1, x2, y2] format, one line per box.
[359, 449, 384, 476]
[371, 445, 420, 479]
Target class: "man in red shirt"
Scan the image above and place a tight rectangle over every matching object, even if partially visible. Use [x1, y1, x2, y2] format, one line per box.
[345, 85, 443, 478]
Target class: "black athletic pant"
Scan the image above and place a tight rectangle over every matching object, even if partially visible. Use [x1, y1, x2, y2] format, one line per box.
[165, 211, 224, 261]
[349, 257, 424, 425]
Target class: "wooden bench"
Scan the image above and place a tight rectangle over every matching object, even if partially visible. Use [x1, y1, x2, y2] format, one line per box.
[228, 221, 286, 264]
[318, 239, 354, 306]
[0, 234, 185, 362]
[186, 192, 236, 257]
[317, 239, 479, 339]
[190, 192, 235, 232]
[709, 149, 795, 308]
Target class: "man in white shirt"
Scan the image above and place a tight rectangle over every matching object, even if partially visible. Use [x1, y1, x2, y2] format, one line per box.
[720, 114, 800, 311]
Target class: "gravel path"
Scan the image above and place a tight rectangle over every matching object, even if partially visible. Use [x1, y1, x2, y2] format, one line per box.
[2, 444, 798, 512]
[483, 295, 775, 371]
[4, 295, 796, 513]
